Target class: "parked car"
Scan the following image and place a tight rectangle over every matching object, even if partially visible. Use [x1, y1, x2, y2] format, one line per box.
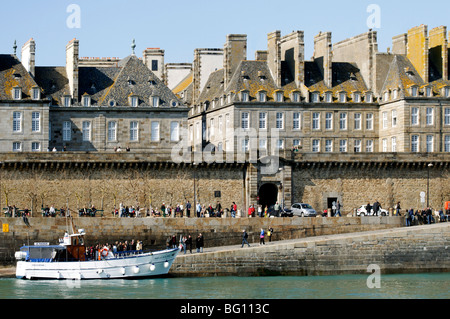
[291, 203, 317, 217]
[356, 205, 389, 216]
[268, 205, 293, 217]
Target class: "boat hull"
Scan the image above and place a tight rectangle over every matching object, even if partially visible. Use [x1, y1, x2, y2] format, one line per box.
[16, 248, 179, 280]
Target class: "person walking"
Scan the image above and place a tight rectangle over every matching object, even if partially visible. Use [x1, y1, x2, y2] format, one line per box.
[268, 227, 273, 242]
[259, 228, 265, 245]
[241, 230, 250, 248]
[335, 200, 341, 217]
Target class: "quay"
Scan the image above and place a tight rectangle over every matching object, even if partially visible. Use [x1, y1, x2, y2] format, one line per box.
[1, 216, 449, 277]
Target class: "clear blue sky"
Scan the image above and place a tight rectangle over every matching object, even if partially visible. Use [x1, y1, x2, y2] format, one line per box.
[1, 0, 450, 66]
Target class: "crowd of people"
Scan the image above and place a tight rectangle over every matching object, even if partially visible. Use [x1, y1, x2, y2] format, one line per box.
[168, 233, 204, 254]
[85, 239, 143, 261]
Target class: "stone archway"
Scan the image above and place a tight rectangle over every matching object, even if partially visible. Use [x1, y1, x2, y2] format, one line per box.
[258, 183, 278, 210]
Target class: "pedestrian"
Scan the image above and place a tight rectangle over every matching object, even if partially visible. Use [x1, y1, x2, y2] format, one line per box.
[259, 228, 265, 245]
[186, 234, 193, 253]
[257, 205, 262, 217]
[268, 227, 273, 242]
[335, 200, 341, 217]
[196, 233, 204, 253]
[196, 202, 201, 218]
[248, 204, 255, 218]
[23, 208, 30, 227]
[186, 201, 191, 218]
[372, 200, 380, 216]
[231, 202, 237, 218]
[274, 202, 280, 217]
[171, 235, 177, 249]
[241, 230, 250, 248]
[395, 202, 401, 216]
[407, 208, 414, 226]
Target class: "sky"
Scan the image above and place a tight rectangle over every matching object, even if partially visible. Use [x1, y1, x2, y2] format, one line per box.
[1, 0, 450, 66]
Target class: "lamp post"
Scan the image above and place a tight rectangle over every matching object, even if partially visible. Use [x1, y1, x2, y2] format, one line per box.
[427, 163, 434, 208]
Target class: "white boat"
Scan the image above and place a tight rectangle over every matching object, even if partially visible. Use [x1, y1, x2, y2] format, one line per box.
[15, 220, 179, 280]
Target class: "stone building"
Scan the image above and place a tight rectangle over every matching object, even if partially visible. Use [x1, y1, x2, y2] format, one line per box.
[0, 25, 449, 214]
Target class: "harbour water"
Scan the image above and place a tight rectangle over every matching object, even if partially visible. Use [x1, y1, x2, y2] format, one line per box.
[0, 273, 448, 299]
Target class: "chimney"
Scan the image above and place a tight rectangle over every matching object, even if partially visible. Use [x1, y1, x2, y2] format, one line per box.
[314, 32, 333, 88]
[392, 33, 408, 55]
[428, 26, 448, 81]
[192, 48, 224, 103]
[407, 25, 429, 82]
[21, 38, 36, 77]
[143, 48, 165, 82]
[279, 31, 305, 87]
[66, 38, 79, 102]
[267, 31, 281, 87]
[223, 34, 247, 87]
[255, 50, 268, 61]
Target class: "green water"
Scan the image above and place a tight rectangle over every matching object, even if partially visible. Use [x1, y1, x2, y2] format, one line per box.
[0, 273, 448, 299]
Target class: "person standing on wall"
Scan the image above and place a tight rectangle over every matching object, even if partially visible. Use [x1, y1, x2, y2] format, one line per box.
[335, 200, 341, 217]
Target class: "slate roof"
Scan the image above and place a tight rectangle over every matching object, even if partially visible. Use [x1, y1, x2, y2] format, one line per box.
[0, 54, 43, 101]
[34, 54, 185, 108]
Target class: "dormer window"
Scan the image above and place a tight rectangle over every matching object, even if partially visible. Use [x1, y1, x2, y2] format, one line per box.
[392, 89, 398, 100]
[82, 95, 91, 107]
[338, 92, 347, 103]
[31, 87, 40, 101]
[152, 96, 160, 107]
[227, 93, 233, 104]
[365, 92, 373, 103]
[425, 86, 433, 97]
[275, 91, 284, 102]
[291, 91, 300, 103]
[127, 78, 135, 86]
[130, 95, 139, 107]
[311, 92, 320, 103]
[325, 92, 333, 103]
[384, 91, 390, 101]
[241, 91, 249, 102]
[109, 99, 116, 107]
[63, 95, 71, 107]
[353, 92, 361, 103]
[12, 87, 22, 100]
[258, 91, 267, 102]
[443, 86, 450, 98]
[411, 86, 419, 97]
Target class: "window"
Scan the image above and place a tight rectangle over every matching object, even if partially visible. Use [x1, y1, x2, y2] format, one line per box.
[151, 122, 160, 142]
[392, 110, 397, 127]
[353, 93, 361, 103]
[259, 138, 267, 150]
[411, 86, 418, 97]
[325, 140, 333, 152]
[258, 92, 266, 102]
[152, 96, 159, 107]
[130, 121, 138, 141]
[276, 92, 283, 102]
[170, 121, 180, 142]
[276, 139, 284, 150]
[366, 140, 373, 153]
[218, 116, 223, 135]
[209, 118, 214, 139]
[293, 112, 301, 130]
[241, 112, 249, 129]
[241, 138, 249, 152]
[366, 113, 373, 130]
[384, 91, 390, 101]
[445, 108, 450, 125]
[292, 92, 300, 102]
[445, 136, 450, 152]
[426, 135, 434, 152]
[151, 60, 158, 71]
[325, 92, 332, 103]
[382, 139, 388, 152]
[83, 96, 91, 107]
[32, 88, 40, 100]
[339, 140, 347, 152]
[312, 139, 320, 152]
[391, 136, 397, 152]
[293, 139, 301, 147]
[12, 142, 21, 152]
[426, 107, 434, 125]
[312, 112, 320, 130]
[382, 112, 388, 129]
[63, 96, 71, 107]
[339, 113, 347, 130]
[354, 139, 361, 153]
[82, 121, 91, 142]
[426, 87, 433, 97]
[354, 113, 361, 130]
[31, 112, 40, 132]
[13, 112, 22, 132]
[411, 135, 419, 152]
[325, 113, 333, 130]
[411, 107, 419, 125]
[13, 87, 21, 100]
[339, 92, 346, 103]
[241, 91, 249, 102]
[311, 92, 319, 103]
[445, 87, 450, 98]
[366, 92, 373, 103]
[31, 142, 40, 152]
[107, 121, 117, 142]
[276, 112, 284, 129]
[131, 96, 138, 107]
[63, 121, 71, 141]
[259, 112, 267, 130]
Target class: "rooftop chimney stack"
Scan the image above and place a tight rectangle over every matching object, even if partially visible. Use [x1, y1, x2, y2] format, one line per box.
[223, 34, 247, 88]
[314, 32, 333, 88]
[66, 38, 79, 102]
[21, 38, 36, 77]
